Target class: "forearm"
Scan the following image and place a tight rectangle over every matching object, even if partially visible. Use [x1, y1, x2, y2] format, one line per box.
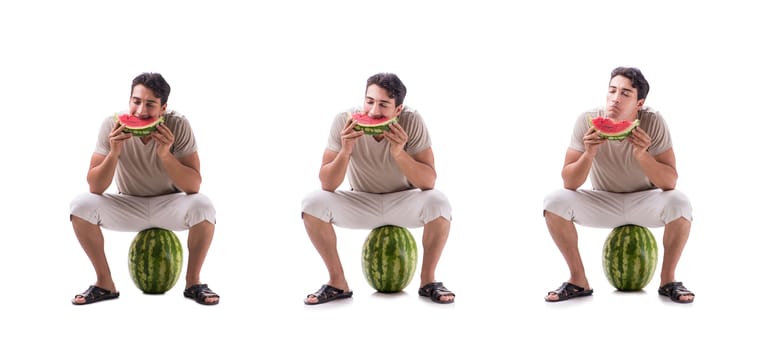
[319, 152, 349, 192]
[87, 153, 119, 194]
[637, 154, 677, 190]
[561, 152, 594, 190]
[159, 154, 201, 194]
[393, 152, 436, 190]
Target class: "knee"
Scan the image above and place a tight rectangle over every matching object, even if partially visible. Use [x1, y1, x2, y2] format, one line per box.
[69, 193, 101, 223]
[301, 190, 331, 217]
[421, 190, 452, 222]
[663, 190, 693, 222]
[543, 189, 575, 220]
[187, 194, 216, 225]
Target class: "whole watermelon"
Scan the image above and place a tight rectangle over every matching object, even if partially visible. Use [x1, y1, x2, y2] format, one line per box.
[361, 225, 418, 293]
[128, 228, 183, 294]
[602, 225, 658, 291]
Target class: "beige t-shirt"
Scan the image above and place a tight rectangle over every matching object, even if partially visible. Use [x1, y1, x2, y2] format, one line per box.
[95, 110, 198, 196]
[569, 106, 673, 193]
[327, 106, 432, 194]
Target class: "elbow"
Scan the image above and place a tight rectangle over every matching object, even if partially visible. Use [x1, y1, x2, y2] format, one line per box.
[415, 179, 436, 191]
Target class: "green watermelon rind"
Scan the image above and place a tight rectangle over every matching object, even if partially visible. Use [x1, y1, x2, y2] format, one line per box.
[602, 225, 658, 291]
[128, 228, 183, 294]
[589, 116, 640, 140]
[361, 225, 418, 293]
[349, 112, 398, 135]
[115, 113, 165, 137]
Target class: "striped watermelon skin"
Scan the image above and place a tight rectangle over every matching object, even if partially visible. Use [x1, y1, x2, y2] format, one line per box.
[361, 225, 418, 293]
[128, 228, 183, 294]
[602, 225, 658, 291]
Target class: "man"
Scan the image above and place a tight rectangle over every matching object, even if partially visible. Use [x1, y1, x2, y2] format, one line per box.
[70, 72, 220, 306]
[301, 72, 455, 305]
[543, 67, 695, 303]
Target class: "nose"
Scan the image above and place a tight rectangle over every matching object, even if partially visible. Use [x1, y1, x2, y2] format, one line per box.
[369, 104, 378, 115]
[136, 103, 145, 116]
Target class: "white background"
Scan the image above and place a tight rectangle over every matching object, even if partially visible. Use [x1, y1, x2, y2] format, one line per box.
[1, 0, 773, 348]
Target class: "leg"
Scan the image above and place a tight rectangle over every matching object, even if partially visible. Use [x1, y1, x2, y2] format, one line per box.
[418, 216, 454, 303]
[302, 213, 350, 304]
[658, 217, 694, 302]
[71, 215, 117, 304]
[184, 219, 219, 305]
[544, 211, 591, 301]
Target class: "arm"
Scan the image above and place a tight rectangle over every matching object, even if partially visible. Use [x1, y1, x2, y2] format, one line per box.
[630, 127, 677, 190]
[152, 123, 202, 194]
[392, 147, 436, 190]
[159, 151, 202, 194]
[383, 123, 436, 190]
[87, 121, 132, 194]
[87, 152, 118, 194]
[561, 126, 604, 190]
[319, 117, 361, 192]
[319, 149, 349, 192]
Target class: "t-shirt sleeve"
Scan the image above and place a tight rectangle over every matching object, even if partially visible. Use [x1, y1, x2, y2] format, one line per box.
[94, 116, 115, 155]
[569, 110, 596, 152]
[646, 110, 673, 156]
[404, 110, 432, 155]
[170, 115, 198, 157]
[326, 111, 348, 153]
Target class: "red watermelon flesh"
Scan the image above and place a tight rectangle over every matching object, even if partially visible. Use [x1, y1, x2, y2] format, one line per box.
[590, 116, 640, 140]
[115, 113, 164, 136]
[350, 112, 397, 135]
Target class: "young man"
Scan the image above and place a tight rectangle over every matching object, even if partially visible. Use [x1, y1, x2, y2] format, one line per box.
[543, 67, 695, 303]
[70, 72, 220, 306]
[301, 72, 455, 305]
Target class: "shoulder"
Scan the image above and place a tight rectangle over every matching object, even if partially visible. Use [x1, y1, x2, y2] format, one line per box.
[164, 110, 192, 126]
[637, 106, 662, 119]
[581, 106, 603, 119]
[637, 106, 668, 126]
[164, 110, 187, 121]
[399, 106, 423, 121]
[335, 106, 360, 120]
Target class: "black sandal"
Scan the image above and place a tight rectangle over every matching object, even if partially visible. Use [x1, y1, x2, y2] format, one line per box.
[183, 284, 220, 305]
[545, 282, 593, 302]
[304, 284, 353, 305]
[658, 282, 695, 303]
[418, 282, 456, 304]
[72, 285, 120, 305]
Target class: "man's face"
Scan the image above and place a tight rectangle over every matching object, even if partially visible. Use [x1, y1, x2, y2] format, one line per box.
[605, 75, 644, 121]
[129, 84, 166, 119]
[363, 84, 403, 119]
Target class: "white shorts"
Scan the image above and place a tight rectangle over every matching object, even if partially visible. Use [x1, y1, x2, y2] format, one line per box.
[543, 188, 692, 228]
[70, 192, 216, 232]
[301, 188, 452, 229]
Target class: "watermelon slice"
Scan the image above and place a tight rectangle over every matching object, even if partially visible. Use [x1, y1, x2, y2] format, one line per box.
[115, 113, 164, 136]
[589, 116, 640, 140]
[349, 111, 397, 135]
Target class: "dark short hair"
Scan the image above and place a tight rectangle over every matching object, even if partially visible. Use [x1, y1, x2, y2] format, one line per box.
[365, 73, 407, 106]
[610, 67, 649, 100]
[131, 72, 171, 105]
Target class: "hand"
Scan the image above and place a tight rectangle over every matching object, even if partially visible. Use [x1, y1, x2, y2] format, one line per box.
[109, 121, 132, 154]
[583, 126, 605, 156]
[383, 123, 408, 157]
[151, 123, 175, 158]
[340, 117, 364, 155]
[627, 127, 651, 158]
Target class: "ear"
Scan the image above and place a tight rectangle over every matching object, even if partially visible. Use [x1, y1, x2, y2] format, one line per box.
[636, 99, 645, 109]
[395, 104, 404, 115]
[161, 103, 168, 114]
